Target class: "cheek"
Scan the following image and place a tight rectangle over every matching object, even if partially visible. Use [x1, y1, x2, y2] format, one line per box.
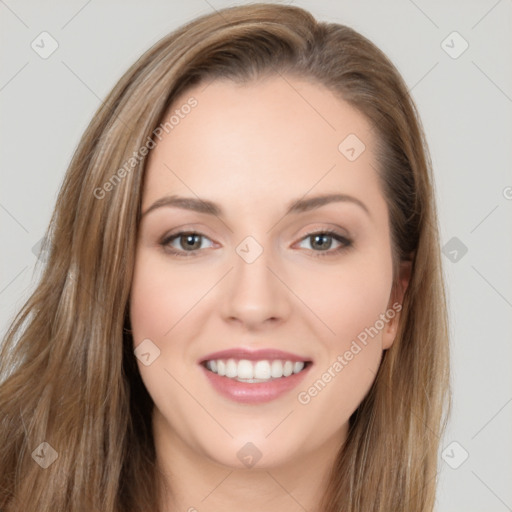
[129, 251, 206, 342]
[128, 252, 203, 411]
[293, 249, 394, 350]
[293, 249, 393, 426]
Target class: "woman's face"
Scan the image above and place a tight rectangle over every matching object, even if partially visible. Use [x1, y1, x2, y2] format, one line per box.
[130, 75, 409, 472]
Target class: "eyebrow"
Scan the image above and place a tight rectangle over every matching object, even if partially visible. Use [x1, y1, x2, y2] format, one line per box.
[141, 193, 370, 218]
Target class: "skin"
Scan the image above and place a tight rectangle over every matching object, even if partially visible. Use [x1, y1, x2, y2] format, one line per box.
[129, 75, 411, 512]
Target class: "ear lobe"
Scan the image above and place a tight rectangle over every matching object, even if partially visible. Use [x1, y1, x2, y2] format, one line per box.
[382, 259, 412, 350]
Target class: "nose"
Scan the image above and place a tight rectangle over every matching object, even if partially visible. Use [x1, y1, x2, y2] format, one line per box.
[220, 239, 291, 330]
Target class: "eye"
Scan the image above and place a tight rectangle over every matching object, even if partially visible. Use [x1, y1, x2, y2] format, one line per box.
[296, 229, 353, 257]
[160, 231, 214, 257]
[159, 229, 353, 258]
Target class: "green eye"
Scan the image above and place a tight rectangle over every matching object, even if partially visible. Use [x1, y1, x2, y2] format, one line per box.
[297, 230, 353, 257]
[161, 232, 214, 257]
[160, 229, 352, 258]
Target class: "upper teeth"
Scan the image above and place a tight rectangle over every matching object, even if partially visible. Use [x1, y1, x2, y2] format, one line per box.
[205, 359, 305, 382]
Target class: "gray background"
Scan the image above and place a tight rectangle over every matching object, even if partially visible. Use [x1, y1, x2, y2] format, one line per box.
[1, 0, 511, 510]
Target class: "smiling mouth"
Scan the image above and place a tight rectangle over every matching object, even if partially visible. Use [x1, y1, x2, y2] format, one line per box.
[201, 358, 313, 383]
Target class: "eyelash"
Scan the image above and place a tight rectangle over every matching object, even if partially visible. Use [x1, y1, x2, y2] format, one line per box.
[159, 229, 353, 258]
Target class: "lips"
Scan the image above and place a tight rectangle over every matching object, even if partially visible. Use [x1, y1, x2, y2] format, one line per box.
[198, 347, 313, 404]
[199, 348, 311, 364]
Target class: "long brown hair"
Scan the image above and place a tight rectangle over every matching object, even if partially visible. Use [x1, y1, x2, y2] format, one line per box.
[0, 4, 450, 511]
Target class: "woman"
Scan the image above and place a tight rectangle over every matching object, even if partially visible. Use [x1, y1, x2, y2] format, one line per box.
[0, 3, 450, 511]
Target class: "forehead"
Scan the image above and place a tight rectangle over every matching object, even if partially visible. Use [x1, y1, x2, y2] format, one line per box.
[142, 75, 385, 217]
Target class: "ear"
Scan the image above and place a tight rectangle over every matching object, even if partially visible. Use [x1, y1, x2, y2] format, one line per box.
[381, 259, 412, 350]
